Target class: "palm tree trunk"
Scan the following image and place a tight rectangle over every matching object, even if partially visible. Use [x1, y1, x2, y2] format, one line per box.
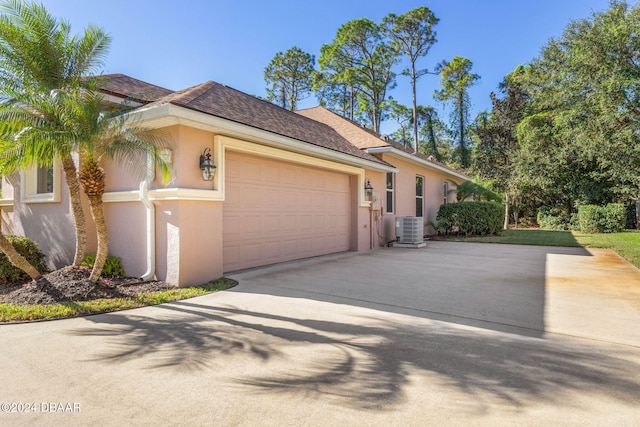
[62, 154, 86, 266]
[0, 233, 41, 279]
[86, 195, 108, 282]
[79, 159, 107, 283]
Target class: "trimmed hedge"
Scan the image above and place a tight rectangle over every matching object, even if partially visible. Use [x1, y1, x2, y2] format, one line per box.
[537, 206, 572, 231]
[578, 203, 626, 233]
[436, 201, 503, 236]
[0, 235, 49, 285]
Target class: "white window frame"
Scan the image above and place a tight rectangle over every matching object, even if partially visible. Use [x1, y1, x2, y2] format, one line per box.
[385, 172, 394, 214]
[0, 176, 13, 208]
[21, 161, 61, 203]
[416, 175, 424, 217]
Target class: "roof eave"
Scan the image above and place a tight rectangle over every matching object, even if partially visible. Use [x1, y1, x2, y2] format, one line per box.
[365, 146, 470, 181]
[129, 103, 397, 173]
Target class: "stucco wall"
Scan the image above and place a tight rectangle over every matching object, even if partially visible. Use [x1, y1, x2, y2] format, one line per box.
[380, 154, 464, 238]
[10, 167, 79, 269]
[104, 201, 147, 277]
[154, 200, 223, 286]
[361, 171, 385, 249]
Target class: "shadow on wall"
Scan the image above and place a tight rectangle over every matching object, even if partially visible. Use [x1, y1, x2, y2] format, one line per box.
[18, 203, 76, 269]
[69, 300, 640, 411]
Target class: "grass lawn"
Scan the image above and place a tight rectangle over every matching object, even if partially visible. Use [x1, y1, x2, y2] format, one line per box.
[0, 277, 237, 323]
[462, 229, 640, 269]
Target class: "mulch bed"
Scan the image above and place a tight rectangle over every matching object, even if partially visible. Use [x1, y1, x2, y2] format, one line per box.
[0, 266, 174, 306]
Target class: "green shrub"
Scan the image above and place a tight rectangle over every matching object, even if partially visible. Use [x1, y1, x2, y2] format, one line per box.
[436, 201, 503, 236]
[82, 254, 125, 277]
[537, 206, 572, 231]
[0, 235, 49, 285]
[578, 204, 626, 233]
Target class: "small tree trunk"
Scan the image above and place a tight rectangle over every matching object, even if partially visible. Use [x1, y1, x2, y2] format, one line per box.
[411, 66, 418, 154]
[87, 195, 108, 283]
[62, 154, 87, 266]
[504, 191, 510, 230]
[636, 185, 640, 229]
[0, 233, 41, 279]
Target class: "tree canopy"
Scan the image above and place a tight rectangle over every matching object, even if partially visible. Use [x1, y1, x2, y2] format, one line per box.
[472, 1, 640, 227]
[383, 6, 439, 151]
[434, 56, 479, 169]
[264, 46, 315, 111]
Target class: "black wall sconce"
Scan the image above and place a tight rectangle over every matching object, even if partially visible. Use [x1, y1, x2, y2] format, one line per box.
[364, 179, 373, 200]
[199, 147, 216, 181]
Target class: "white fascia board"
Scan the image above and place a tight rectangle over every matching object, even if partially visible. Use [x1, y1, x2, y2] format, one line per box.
[102, 188, 223, 203]
[365, 147, 470, 181]
[130, 104, 396, 173]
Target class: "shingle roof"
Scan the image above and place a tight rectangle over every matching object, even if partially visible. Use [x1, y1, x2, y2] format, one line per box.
[97, 73, 173, 103]
[297, 107, 390, 150]
[297, 106, 467, 178]
[140, 81, 388, 165]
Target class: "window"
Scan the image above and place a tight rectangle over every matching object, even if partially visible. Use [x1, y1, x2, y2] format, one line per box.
[36, 166, 54, 194]
[386, 172, 394, 214]
[0, 176, 14, 208]
[416, 175, 424, 217]
[21, 161, 60, 203]
[443, 182, 449, 205]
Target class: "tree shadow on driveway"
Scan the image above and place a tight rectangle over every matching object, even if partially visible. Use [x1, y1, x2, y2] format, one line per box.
[70, 298, 640, 411]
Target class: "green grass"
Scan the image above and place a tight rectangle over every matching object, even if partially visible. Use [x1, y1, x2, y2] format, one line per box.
[573, 230, 640, 268]
[463, 229, 582, 247]
[0, 277, 237, 323]
[461, 229, 640, 268]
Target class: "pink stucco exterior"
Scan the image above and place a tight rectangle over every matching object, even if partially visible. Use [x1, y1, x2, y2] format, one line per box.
[377, 153, 463, 237]
[1, 76, 468, 287]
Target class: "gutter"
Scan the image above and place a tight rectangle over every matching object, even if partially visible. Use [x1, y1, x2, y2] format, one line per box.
[365, 146, 470, 181]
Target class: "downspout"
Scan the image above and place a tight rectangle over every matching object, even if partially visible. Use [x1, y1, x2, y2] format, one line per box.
[140, 154, 155, 281]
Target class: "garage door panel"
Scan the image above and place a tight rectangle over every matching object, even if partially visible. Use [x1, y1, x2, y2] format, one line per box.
[223, 152, 352, 272]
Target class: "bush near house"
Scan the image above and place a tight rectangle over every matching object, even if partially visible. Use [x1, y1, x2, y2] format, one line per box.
[82, 255, 125, 277]
[578, 203, 626, 233]
[536, 206, 578, 231]
[0, 236, 49, 285]
[436, 201, 503, 236]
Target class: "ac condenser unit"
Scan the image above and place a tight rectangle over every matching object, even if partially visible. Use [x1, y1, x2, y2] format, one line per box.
[395, 216, 424, 245]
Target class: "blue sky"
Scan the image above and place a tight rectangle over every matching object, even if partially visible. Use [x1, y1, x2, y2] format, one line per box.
[39, 0, 630, 133]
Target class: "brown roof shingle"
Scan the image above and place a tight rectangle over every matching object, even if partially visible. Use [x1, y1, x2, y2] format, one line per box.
[297, 106, 468, 178]
[141, 81, 388, 165]
[97, 73, 173, 103]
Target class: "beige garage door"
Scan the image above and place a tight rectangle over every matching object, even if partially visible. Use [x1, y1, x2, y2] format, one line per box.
[223, 151, 352, 272]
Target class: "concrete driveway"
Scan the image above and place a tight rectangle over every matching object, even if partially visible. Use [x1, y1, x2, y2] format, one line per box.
[1, 242, 640, 426]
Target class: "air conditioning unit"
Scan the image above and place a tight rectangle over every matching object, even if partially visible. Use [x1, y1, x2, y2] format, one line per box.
[395, 216, 424, 245]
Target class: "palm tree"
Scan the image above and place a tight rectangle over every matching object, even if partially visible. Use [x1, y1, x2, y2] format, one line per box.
[70, 89, 171, 282]
[0, 231, 41, 279]
[0, 0, 111, 266]
[0, 82, 171, 282]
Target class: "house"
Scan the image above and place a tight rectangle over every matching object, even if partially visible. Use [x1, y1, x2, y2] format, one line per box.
[1, 74, 468, 286]
[296, 107, 469, 240]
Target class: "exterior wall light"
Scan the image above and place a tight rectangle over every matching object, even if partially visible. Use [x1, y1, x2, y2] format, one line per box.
[199, 147, 216, 181]
[364, 179, 374, 199]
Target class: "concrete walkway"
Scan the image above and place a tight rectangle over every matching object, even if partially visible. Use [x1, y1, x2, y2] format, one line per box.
[1, 242, 639, 426]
